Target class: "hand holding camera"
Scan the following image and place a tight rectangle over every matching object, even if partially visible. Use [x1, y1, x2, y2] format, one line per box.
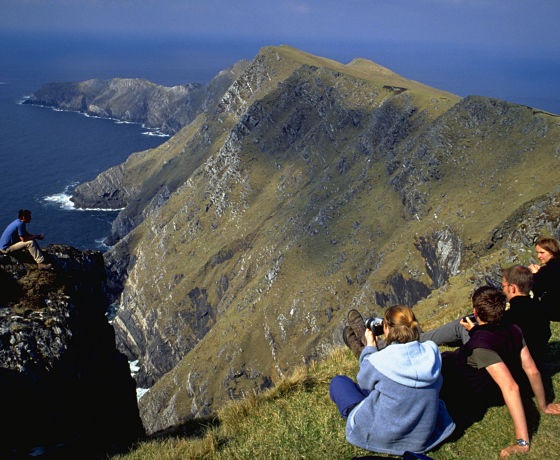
[364, 317, 384, 336]
[460, 314, 477, 330]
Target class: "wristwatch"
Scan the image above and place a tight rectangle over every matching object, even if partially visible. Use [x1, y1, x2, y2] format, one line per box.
[516, 439, 530, 447]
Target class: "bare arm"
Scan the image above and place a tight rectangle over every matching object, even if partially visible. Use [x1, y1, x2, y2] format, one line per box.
[520, 346, 560, 414]
[19, 233, 44, 242]
[485, 362, 530, 457]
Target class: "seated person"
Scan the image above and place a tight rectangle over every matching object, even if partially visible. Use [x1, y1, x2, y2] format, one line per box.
[529, 237, 560, 321]
[421, 265, 550, 369]
[501, 265, 550, 368]
[0, 209, 51, 270]
[330, 306, 455, 456]
[439, 287, 560, 457]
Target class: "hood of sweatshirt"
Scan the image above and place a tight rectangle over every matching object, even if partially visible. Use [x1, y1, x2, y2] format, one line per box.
[367, 340, 441, 388]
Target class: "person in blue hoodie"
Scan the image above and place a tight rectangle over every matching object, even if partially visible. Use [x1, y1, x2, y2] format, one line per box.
[330, 305, 455, 456]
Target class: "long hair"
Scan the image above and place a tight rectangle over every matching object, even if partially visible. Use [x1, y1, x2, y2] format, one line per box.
[384, 305, 420, 345]
[536, 237, 560, 260]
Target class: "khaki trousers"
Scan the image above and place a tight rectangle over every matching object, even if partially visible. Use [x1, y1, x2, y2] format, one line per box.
[2, 240, 45, 264]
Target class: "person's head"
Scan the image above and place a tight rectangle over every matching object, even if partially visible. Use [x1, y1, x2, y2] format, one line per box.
[17, 209, 32, 222]
[383, 305, 420, 345]
[535, 237, 560, 264]
[472, 286, 506, 325]
[502, 265, 533, 299]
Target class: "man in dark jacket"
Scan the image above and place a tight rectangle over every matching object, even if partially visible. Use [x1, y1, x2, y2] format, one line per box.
[501, 265, 550, 369]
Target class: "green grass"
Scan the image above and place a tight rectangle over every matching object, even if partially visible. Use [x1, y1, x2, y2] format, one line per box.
[112, 321, 560, 460]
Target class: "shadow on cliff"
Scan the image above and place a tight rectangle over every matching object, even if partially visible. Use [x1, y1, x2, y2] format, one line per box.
[0, 246, 145, 459]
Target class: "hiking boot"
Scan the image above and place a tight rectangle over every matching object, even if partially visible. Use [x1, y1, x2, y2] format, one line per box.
[348, 309, 366, 346]
[343, 326, 364, 358]
[37, 263, 53, 270]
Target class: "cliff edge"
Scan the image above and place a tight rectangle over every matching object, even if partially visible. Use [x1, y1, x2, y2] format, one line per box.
[0, 245, 143, 458]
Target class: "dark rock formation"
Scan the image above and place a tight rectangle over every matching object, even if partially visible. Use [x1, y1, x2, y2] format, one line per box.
[0, 245, 143, 458]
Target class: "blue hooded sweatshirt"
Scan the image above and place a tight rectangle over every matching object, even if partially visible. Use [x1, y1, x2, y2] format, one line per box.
[346, 340, 455, 455]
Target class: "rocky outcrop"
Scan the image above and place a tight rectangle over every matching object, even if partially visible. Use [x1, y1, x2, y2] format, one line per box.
[0, 245, 143, 458]
[61, 63, 250, 241]
[23, 61, 249, 137]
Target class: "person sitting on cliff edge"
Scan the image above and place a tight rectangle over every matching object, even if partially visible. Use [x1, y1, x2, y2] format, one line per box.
[0, 209, 52, 270]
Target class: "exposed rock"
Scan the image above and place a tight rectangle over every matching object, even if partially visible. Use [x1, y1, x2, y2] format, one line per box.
[415, 228, 462, 288]
[0, 245, 143, 458]
[23, 60, 249, 137]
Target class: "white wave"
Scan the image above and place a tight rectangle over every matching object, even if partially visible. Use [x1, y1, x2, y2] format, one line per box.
[17, 95, 31, 104]
[129, 359, 141, 375]
[142, 130, 169, 137]
[43, 192, 77, 210]
[128, 360, 149, 400]
[95, 237, 111, 251]
[42, 189, 124, 212]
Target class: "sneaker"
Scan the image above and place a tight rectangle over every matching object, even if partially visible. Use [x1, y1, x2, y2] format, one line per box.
[343, 326, 364, 358]
[37, 263, 53, 270]
[348, 309, 366, 346]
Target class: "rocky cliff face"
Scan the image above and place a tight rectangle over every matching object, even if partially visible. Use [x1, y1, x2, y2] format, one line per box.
[30, 45, 560, 436]
[23, 60, 249, 137]
[0, 245, 143, 457]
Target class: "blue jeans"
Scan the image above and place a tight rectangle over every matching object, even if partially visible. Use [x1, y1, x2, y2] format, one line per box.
[329, 375, 370, 419]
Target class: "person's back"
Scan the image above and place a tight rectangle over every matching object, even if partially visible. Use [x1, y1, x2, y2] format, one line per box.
[330, 305, 455, 456]
[0, 218, 22, 250]
[350, 339, 452, 454]
[440, 321, 525, 415]
[503, 294, 550, 367]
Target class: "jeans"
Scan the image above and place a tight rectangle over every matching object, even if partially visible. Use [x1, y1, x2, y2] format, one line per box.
[329, 375, 370, 419]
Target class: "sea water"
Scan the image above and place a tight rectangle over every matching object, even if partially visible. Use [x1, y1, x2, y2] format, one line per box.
[0, 34, 260, 250]
[1, 33, 558, 251]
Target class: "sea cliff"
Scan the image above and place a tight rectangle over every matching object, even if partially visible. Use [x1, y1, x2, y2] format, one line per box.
[25, 45, 560, 436]
[0, 245, 143, 457]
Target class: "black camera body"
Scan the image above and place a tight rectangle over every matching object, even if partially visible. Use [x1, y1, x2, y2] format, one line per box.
[364, 317, 384, 336]
[462, 314, 477, 324]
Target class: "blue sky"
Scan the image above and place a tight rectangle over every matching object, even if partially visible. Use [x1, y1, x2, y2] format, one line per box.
[1, 0, 558, 56]
[1, 1, 559, 113]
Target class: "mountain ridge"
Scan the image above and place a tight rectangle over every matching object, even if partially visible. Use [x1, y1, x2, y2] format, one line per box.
[22, 45, 560, 435]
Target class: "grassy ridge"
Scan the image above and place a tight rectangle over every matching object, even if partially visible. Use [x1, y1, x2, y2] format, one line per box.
[113, 320, 560, 459]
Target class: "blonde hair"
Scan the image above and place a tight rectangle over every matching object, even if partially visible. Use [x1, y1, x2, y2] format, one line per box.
[384, 305, 421, 345]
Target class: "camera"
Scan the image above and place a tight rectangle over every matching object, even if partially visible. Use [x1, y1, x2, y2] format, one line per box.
[364, 317, 384, 336]
[462, 314, 477, 324]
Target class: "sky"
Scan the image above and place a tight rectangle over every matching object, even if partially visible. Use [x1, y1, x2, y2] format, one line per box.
[1, 0, 558, 56]
[1, 0, 559, 112]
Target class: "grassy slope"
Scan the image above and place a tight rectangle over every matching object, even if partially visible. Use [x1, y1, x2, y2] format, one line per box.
[113, 317, 560, 460]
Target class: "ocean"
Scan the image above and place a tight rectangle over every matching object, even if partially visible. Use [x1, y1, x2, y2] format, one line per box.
[1, 33, 559, 251]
